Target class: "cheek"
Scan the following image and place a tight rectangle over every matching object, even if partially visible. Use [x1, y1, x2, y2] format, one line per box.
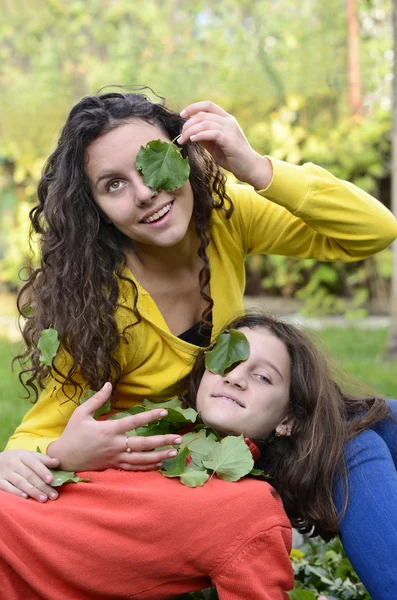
[195, 372, 213, 413]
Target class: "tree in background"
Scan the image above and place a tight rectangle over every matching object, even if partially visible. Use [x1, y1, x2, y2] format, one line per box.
[0, 0, 394, 314]
[387, 0, 397, 359]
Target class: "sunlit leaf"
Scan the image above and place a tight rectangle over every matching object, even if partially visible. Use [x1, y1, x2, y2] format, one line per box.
[136, 140, 190, 191]
[204, 329, 249, 376]
[37, 328, 60, 366]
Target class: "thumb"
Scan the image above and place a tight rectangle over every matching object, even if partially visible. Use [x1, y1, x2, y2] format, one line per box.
[41, 454, 60, 467]
[80, 382, 113, 416]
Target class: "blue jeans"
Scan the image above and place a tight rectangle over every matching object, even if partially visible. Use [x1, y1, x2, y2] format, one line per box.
[334, 399, 397, 599]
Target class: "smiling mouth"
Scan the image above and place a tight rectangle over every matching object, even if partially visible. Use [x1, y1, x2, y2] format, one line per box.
[142, 201, 174, 224]
[212, 394, 244, 408]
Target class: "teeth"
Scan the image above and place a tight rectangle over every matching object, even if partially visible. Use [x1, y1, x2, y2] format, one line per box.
[143, 202, 172, 224]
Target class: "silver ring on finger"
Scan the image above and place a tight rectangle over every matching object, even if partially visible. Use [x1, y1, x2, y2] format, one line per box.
[125, 436, 132, 453]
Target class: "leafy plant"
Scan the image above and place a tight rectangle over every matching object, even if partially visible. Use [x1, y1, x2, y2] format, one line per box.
[291, 538, 371, 599]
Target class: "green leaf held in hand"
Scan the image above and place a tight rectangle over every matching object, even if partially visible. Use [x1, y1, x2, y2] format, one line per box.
[37, 328, 60, 366]
[204, 329, 249, 376]
[49, 470, 89, 487]
[202, 435, 254, 482]
[136, 139, 190, 192]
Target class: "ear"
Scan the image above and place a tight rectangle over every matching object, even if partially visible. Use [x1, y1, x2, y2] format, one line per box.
[275, 414, 294, 437]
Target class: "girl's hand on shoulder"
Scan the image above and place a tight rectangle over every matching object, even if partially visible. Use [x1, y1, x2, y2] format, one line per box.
[0, 449, 60, 502]
[47, 383, 183, 472]
[178, 100, 273, 188]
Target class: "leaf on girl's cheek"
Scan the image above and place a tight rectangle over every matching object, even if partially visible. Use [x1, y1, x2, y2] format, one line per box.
[136, 139, 190, 191]
[204, 329, 249, 376]
[37, 328, 60, 366]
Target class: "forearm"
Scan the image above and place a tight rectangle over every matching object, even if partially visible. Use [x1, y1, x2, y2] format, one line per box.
[262, 157, 397, 257]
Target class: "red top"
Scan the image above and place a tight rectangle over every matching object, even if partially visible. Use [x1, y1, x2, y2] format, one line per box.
[0, 469, 293, 599]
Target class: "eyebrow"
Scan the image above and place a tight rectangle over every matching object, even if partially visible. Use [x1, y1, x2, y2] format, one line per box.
[261, 359, 284, 381]
[95, 173, 119, 187]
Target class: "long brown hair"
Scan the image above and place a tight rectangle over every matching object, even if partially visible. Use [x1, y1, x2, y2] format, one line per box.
[184, 313, 390, 538]
[16, 90, 233, 402]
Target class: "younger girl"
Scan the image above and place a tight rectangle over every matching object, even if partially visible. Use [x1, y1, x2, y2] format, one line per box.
[188, 314, 397, 600]
[1, 314, 396, 599]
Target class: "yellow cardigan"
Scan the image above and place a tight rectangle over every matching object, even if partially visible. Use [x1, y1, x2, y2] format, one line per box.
[7, 157, 397, 452]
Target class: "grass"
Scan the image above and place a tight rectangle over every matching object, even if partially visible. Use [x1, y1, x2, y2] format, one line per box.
[0, 327, 396, 449]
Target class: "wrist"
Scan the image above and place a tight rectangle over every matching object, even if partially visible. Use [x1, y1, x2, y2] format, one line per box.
[245, 154, 273, 190]
[47, 438, 69, 470]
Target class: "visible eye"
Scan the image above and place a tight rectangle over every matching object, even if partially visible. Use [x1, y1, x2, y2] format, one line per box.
[108, 180, 125, 193]
[254, 373, 272, 384]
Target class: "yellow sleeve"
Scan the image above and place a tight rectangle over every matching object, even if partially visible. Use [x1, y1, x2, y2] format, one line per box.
[228, 157, 397, 261]
[5, 347, 86, 453]
[6, 302, 139, 453]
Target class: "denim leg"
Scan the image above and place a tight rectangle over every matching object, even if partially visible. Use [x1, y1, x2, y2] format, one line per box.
[334, 400, 397, 600]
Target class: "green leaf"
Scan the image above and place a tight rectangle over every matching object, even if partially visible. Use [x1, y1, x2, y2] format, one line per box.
[249, 468, 265, 477]
[288, 591, 317, 600]
[161, 446, 190, 477]
[202, 435, 254, 482]
[49, 470, 89, 487]
[108, 406, 146, 421]
[180, 469, 209, 487]
[180, 429, 219, 469]
[136, 140, 190, 192]
[204, 329, 249, 376]
[143, 397, 182, 410]
[79, 388, 111, 419]
[37, 328, 60, 366]
[21, 305, 33, 317]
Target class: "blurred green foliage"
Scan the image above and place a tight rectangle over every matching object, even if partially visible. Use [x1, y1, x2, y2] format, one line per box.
[0, 0, 393, 313]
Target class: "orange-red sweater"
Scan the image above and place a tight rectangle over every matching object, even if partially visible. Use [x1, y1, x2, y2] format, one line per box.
[0, 469, 293, 599]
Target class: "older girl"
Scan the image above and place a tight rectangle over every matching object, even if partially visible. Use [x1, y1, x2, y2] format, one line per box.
[1, 91, 396, 597]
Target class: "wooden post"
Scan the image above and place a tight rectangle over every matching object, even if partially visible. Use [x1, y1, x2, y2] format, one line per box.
[346, 0, 362, 115]
[387, 0, 397, 358]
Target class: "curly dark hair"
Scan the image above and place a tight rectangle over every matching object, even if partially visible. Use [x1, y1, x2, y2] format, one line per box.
[184, 313, 391, 538]
[16, 91, 233, 402]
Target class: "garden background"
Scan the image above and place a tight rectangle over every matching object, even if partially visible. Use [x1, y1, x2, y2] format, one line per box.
[0, 1, 396, 598]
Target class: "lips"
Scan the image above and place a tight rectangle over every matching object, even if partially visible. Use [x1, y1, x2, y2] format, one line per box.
[141, 200, 174, 224]
[211, 393, 245, 408]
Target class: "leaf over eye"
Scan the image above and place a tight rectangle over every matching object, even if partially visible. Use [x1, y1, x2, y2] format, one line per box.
[136, 140, 190, 191]
[204, 329, 249, 376]
[37, 328, 60, 366]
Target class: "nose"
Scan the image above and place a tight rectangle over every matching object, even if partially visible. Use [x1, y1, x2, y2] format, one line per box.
[223, 366, 247, 390]
[133, 175, 157, 207]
